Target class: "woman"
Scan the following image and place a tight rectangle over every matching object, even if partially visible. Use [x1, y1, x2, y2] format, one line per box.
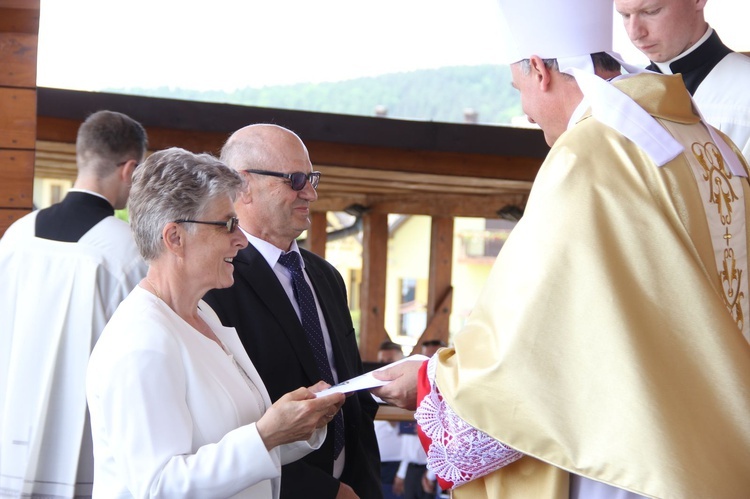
[86, 147, 345, 498]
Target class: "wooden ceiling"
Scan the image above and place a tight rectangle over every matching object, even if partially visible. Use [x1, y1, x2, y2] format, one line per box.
[36, 87, 549, 218]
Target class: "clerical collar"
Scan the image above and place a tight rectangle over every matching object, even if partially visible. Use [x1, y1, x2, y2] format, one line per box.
[653, 27, 713, 75]
[35, 190, 115, 242]
[67, 188, 111, 205]
[650, 28, 732, 94]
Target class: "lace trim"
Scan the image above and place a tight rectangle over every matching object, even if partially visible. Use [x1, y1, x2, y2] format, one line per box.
[414, 356, 523, 489]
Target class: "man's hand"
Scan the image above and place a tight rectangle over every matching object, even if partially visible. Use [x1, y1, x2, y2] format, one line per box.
[370, 358, 422, 410]
[336, 481, 359, 498]
[392, 476, 405, 495]
[421, 472, 436, 493]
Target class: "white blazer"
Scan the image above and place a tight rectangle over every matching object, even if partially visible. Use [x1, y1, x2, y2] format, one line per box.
[86, 286, 324, 498]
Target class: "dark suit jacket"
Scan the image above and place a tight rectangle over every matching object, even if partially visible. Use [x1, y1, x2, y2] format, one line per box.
[204, 244, 382, 499]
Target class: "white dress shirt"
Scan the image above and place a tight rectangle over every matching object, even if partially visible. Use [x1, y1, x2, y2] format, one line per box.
[243, 231, 346, 478]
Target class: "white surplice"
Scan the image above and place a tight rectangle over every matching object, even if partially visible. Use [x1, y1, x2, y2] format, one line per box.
[0, 212, 146, 498]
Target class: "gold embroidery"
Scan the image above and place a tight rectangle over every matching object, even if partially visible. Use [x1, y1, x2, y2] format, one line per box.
[721, 248, 745, 330]
[693, 141, 744, 330]
[692, 142, 738, 222]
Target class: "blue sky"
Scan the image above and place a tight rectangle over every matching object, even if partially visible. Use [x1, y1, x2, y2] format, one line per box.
[37, 0, 749, 92]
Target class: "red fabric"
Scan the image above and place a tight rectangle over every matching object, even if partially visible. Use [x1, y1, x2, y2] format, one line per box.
[416, 359, 455, 491]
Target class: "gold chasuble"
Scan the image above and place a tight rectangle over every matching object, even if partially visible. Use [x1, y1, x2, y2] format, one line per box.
[435, 74, 750, 498]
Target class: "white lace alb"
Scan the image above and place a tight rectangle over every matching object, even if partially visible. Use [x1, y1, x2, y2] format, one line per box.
[414, 355, 523, 489]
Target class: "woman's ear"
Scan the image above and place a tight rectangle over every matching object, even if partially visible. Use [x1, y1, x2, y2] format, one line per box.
[162, 222, 185, 257]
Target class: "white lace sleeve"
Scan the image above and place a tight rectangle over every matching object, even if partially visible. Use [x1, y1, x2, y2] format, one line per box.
[414, 355, 523, 489]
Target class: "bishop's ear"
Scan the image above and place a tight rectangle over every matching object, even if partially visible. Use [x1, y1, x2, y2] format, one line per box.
[528, 55, 555, 91]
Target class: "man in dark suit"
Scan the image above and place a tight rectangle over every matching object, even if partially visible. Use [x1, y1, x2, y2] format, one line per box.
[204, 124, 381, 499]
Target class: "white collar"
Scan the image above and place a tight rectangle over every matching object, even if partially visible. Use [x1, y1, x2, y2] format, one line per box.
[243, 230, 303, 269]
[67, 188, 111, 204]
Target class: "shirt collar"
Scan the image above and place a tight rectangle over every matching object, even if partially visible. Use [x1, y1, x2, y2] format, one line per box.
[243, 230, 303, 269]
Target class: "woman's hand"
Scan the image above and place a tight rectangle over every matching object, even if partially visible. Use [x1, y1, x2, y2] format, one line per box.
[256, 383, 345, 450]
[307, 380, 345, 426]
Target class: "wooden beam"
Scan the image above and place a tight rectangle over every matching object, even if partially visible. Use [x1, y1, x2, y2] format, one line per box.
[427, 216, 454, 325]
[409, 288, 454, 356]
[36, 87, 549, 162]
[375, 405, 416, 422]
[0, 87, 36, 149]
[0, 0, 39, 237]
[0, 1, 40, 34]
[317, 164, 533, 192]
[359, 212, 388, 361]
[36, 116, 231, 155]
[408, 217, 454, 354]
[308, 140, 542, 182]
[0, 208, 25, 235]
[0, 150, 34, 208]
[308, 211, 327, 258]
[0, 32, 37, 87]
[36, 114, 544, 185]
[313, 192, 529, 218]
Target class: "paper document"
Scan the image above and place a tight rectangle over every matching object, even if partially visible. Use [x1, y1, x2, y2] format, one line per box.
[315, 355, 429, 397]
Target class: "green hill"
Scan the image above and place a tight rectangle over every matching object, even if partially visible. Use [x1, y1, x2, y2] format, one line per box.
[109, 65, 522, 125]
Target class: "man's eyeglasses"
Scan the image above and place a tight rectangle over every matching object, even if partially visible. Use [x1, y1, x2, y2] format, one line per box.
[244, 169, 321, 191]
[173, 217, 239, 233]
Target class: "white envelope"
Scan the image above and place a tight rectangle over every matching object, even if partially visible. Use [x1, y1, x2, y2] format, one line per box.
[315, 355, 429, 397]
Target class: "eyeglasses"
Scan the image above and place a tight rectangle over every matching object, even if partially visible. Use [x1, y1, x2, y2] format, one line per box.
[244, 169, 321, 191]
[173, 217, 239, 233]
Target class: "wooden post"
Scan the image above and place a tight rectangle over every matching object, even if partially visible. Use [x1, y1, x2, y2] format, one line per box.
[359, 211, 388, 361]
[410, 216, 454, 354]
[0, 0, 39, 236]
[308, 211, 327, 258]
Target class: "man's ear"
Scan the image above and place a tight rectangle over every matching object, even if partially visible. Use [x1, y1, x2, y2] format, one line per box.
[529, 55, 553, 91]
[120, 159, 139, 183]
[238, 177, 254, 205]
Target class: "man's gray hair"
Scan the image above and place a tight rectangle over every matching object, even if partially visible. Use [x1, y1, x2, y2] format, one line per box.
[519, 52, 620, 76]
[128, 147, 243, 262]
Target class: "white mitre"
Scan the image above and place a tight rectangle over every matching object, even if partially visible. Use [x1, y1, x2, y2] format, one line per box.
[499, 0, 613, 70]
[496, 0, 746, 176]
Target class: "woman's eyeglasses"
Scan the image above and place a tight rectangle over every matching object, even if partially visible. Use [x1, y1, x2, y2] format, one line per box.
[174, 217, 239, 233]
[244, 169, 321, 191]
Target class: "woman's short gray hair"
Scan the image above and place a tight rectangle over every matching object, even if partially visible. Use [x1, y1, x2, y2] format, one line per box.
[128, 147, 243, 262]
